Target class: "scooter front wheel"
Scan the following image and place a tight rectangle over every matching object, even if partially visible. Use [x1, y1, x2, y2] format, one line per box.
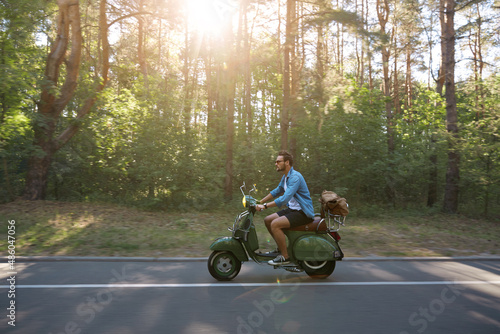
[300, 260, 336, 279]
[208, 251, 242, 281]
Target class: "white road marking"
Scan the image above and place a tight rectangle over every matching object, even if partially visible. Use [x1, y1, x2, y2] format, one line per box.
[2, 280, 500, 289]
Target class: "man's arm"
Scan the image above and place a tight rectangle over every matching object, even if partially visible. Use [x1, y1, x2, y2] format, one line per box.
[257, 193, 277, 211]
[260, 193, 274, 204]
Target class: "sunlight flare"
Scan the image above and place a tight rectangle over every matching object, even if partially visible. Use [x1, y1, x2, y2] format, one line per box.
[185, 0, 239, 36]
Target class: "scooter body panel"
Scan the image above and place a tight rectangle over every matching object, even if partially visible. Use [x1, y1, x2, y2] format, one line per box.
[233, 224, 260, 252]
[246, 226, 260, 252]
[286, 231, 340, 261]
[209, 237, 248, 262]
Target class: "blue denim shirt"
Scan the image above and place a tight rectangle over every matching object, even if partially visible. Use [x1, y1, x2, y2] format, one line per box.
[270, 167, 314, 218]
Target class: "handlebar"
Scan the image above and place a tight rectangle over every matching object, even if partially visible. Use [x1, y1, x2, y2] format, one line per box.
[240, 182, 257, 195]
[240, 182, 258, 208]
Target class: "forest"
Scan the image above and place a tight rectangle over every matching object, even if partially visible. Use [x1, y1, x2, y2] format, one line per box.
[0, 0, 498, 216]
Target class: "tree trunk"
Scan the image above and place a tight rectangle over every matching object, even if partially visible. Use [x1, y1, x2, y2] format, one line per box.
[442, 0, 459, 213]
[138, 0, 149, 94]
[223, 20, 237, 201]
[282, 0, 295, 150]
[204, 37, 217, 137]
[360, 0, 365, 86]
[243, 0, 253, 170]
[468, 3, 484, 118]
[312, 17, 327, 193]
[24, 0, 109, 200]
[428, 2, 447, 208]
[289, 0, 301, 160]
[182, 16, 192, 134]
[405, 43, 412, 111]
[377, 0, 396, 205]
[1, 39, 13, 200]
[427, 138, 438, 207]
[316, 23, 325, 133]
[393, 33, 401, 115]
[24, 0, 82, 200]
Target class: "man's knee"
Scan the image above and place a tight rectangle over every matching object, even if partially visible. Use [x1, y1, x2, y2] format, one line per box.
[270, 217, 290, 231]
[264, 214, 277, 227]
[270, 221, 285, 233]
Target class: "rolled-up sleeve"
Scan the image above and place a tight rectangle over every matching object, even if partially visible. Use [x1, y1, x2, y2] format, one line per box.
[270, 177, 285, 199]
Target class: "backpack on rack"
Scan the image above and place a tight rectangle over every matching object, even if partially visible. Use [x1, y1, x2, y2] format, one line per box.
[319, 190, 349, 217]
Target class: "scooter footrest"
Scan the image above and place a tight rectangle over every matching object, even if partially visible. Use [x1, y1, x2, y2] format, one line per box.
[256, 251, 279, 258]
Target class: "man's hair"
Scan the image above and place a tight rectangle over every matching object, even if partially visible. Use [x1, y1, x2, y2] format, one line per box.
[278, 150, 294, 166]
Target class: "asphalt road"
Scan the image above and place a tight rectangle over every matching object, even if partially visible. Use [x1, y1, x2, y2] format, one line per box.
[1, 257, 499, 334]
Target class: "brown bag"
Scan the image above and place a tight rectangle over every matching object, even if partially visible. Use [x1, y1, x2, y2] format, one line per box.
[319, 190, 349, 217]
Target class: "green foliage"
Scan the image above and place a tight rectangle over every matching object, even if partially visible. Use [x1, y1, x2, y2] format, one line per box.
[0, 0, 50, 202]
[0, 112, 32, 202]
[1, 0, 498, 218]
[393, 87, 448, 205]
[458, 74, 500, 216]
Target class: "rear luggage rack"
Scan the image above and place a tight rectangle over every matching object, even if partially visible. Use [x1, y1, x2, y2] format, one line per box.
[324, 208, 347, 233]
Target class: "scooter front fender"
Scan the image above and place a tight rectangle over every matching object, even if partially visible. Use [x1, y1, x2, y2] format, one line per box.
[292, 235, 340, 261]
[209, 237, 248, 262]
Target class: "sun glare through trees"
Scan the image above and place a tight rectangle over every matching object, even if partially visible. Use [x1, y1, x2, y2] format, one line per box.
[185, 0, 239, 36]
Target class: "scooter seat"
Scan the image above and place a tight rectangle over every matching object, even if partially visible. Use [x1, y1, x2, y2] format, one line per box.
[288, 217, 327, 232]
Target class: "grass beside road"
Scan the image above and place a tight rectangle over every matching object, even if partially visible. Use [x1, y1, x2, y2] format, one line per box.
[0, 199, 499, 258]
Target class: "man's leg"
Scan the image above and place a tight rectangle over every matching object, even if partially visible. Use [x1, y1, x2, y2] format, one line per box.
[264, 213, 279, 235]
[269, 216, 291, 259]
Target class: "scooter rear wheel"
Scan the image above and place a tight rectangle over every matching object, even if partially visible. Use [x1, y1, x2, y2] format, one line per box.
[208, 251, 242, 281]
[301, 260, 336, 279]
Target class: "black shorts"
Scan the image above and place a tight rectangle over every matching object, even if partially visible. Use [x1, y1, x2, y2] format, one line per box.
[277, 208, 313, 228]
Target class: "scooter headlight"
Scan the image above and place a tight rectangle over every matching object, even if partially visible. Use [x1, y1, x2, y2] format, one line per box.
[242, 196, 247, 208]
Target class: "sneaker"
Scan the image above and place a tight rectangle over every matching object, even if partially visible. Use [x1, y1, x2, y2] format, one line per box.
[268, 255, 290, 265]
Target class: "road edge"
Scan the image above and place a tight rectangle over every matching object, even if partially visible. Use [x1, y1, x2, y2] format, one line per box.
[2, 255, 500, 262]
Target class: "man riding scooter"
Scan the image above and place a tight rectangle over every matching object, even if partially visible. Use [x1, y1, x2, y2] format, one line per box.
[256, 150, 315, 265]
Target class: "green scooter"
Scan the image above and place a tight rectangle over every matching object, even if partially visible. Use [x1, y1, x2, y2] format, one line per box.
[208, 183, 346, 281]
